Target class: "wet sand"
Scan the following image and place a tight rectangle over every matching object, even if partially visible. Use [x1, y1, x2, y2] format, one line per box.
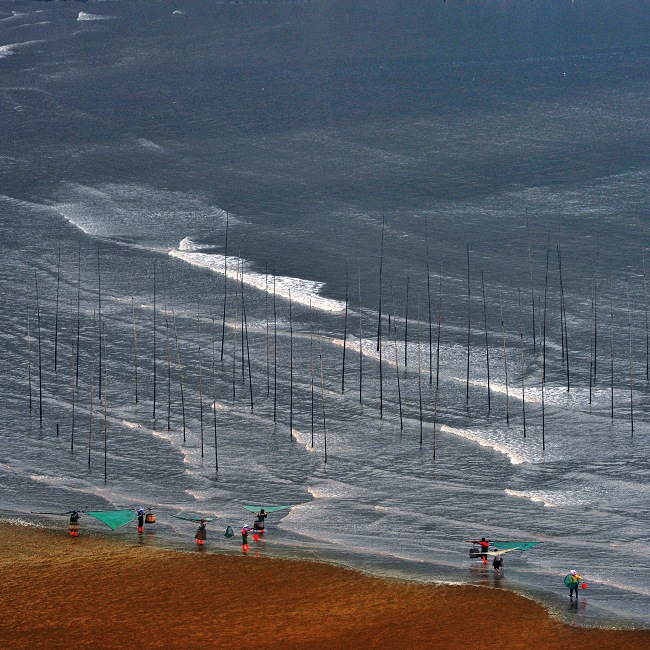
[0, 523, 648, 649]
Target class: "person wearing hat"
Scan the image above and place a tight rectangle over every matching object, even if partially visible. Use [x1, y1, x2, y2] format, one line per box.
[241, 524, 250, 550]
[492, 551, 504, 575]
[195, 518, 207, 545]
[253, 508, 267, 532]
[568, 570, 582, 598]
[68, 510, 81, 537]
[137, 508, 145, 534]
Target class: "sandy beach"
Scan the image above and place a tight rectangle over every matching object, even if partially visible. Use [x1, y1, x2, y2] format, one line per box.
[0, 523, 647, 649]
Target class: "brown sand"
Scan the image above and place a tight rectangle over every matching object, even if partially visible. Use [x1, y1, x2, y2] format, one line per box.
[0, 524, 647, 649]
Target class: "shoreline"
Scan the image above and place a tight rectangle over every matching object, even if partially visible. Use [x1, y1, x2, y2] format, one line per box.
[1, 522, 648, 649]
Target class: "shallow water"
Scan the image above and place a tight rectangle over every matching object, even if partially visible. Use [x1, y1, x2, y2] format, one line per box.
[1, 0, 649, 629]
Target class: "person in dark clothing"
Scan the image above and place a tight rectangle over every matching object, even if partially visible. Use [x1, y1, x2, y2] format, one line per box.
[478, 537, 491, 565]
[492, 552, 504, 575]
[253, 509, 267, 531]
[68, 510, 80, 537]
[195, 518, 207, 545]
[137, 508, 145, 534]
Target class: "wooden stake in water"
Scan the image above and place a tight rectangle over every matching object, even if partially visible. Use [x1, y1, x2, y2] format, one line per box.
[97, 247, 102, 398]
[266, 262, 270, 395]
[518, 289, 527, 439]
[310, 301, 315, 448]
[273, 268, 277, 421]
[35, 272, 43, 425]
[466, 245, 471, 402]
[242, 267, 254, 411]
[558, 245, 570, 391]
[610, 269, 614, 419]
[232, 256, 239, 402]
[171, 302, 186, 441]
[500, 293, 509, 425]
[197, 305, 204, 458]
[542, 238, 549, 383]
[627, 278, 634, 434]
[318, 328, 327, 464]
[70, 339, 76, 451]
[594, 235, 600, 380]
[54, 247, 61, 373]
[102, 326, 108, 481]
[432, 267, 443, 458]
[211, 316, 219, 473]
[358, 263, 363, 404]
[417, 302, 423, 444]
[390, 283, 403, 431]
[132, 297, 139, 403]
[221, 211, 229, 361]
[342, 262, 348, 393]
[589, 277, 595, 404]
[376, 213, 384, 352]
[152, 262, 157, 419]
[643, 237, 649, 381]
[27, 290, 32, 411]
[289, 289, 294, 438]
[481, 271, 491, 412]
[426, 219, 432, 385]
[162, 302, 171, 430]
[526, 211, 536, 353]
[404, 275, 409, 370]
[88, 312, 96, 467]
[76, 240, 81, 388]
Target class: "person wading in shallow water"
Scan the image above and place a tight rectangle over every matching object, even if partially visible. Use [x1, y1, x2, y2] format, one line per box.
[492, 552, 504, 575]
[568, 570, 582, 598]
[68, 510, 80, 537]
[137, 508, 145, 534]
[241, 525, 250, 550]
[195, 519, 207, 546]
[478, 538, 491, 565]
[253, 509, 267, 531]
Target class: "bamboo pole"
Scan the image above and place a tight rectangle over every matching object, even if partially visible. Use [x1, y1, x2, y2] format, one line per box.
[273, 268, 277, 422]
[242, 266, 254, 411]
[54, 247, 60, 373]
[526, 211, 536, 353]
[404, 275, 409, 370]
[88, 311, 96, 467]
[266, 262, 270, 395]
[97, 247, 102, 398]
[70, 338, 76, 451]
[390, 283, 403, 431]
[558, 244, 570, 391]
[426, 218, 432, 385]
[543, 237, 549, 383]
[289, 289, 293, 438]
[500, 293, 509, 425]
[165, 302, 171, 430]
[481, 271, 491, 412]
[310, 301, 315, 448]
[417, 303, 423, 445]
[152, 262, 157, 419]
[35, 272, 43, 425]
[76, 240, 81, 388]
[211, 316, 218, 473]
[342, 262, 348, 393]
[643, 238, 649, 381]
[518, 289, 526, 439]
[132, 296, 139, 403]
[232, 256, 238, 402]
[432, 271, 441, 458]
[358, 263, 363, 404]
[27, 288, 32, 411]
[171, 301, 186, 441]
[319, 328, 327, 464]
[220, 211, 229, 361]
[103, 324, 108, 482]
[627, 278, 634, 434]
[376, 213, 384, 352]
[466, 245, 471, 402]
[610, 269, 614, 419]
[197, 305, 204, 458]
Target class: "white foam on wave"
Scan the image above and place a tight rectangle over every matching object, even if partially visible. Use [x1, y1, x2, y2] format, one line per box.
[77, 12, 115, 22]
[505, 489, 562, 507]
[0, 40, 43, 59]
[121, 419, 193, 465]
[170, 246, 346, 313]
[135, 137, 164, 153]
[440, 424, 530, 465]
[0, 518, 45, 528]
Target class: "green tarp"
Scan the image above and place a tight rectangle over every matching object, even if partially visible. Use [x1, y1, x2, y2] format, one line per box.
[86, 509, 138, 530]
[490, 541, 541, 552]
[242, 504, 294, 514]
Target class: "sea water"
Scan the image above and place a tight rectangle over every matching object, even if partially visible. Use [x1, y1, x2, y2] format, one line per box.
[1, 0, 649, 628]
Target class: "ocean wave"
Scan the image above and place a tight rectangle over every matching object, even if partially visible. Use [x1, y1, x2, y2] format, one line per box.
[0, 40, 43, 59]
[440, 424, 531, 465]
[77, 13, 115, 22]
[170, 246, 346, 313]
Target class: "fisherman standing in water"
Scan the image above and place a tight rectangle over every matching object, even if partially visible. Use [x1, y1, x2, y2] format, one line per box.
[68, 510, 81, 537]
[195, 518, 207, 546]
[137, 508, 145, 534]
[567, 570, 582, 598]
[253, 508, 267, 531]
[241, 524, 250, 551]
[478, 537, 491, 565]
[492, 552, 504, 575]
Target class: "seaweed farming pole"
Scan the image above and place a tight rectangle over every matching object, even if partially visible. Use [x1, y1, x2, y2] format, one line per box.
[390, 283, 403, 430]
[466, 245, 471, 402]
[70, 339, 76, 451]
[88, 312, 96, 467]
[558, 245, 570, 391]
[240, 253, 245, 385]
[432, 272, 442, 459]
[358, 263, 363, 404]
[310, 301, 315, 448]
[265, 262, 270, 394]
[379, 287, 383, 420]
[641, 237, 650, 381]
[542, 239, 550, 382]
[132, 297, 139, 403]
[152, 262, 157, 419]
[594, 235, 600, 380]
[242, 268, 254, 411]
[518, 289, 527, 439]
[610, 270, 614, 419]
[211, 317, 219, 473]
[341, 263, 348, 393]
[417, 303, 423, 445]
[404, 275, 409, 369]
[589, 286, 594, 405]
[54, 247, 60, 373]
[626, 284, 633, 427]
[171, 303, 186, 441]
[220, 211, 229, 361]
[232, 257, 239, 402]
[197, 306, 204, 458]
[102, 325, 108, 481]
[26, 287, 32, 410]
[500, 293, 509, 426]
[318, 328, 327, 464]
[289, 289, 293, 438]
[376, 213, 384, 351]
[76, 240, 81, 388]
[35, 272, 43, 425]
[97, 247, 102, 398]
[426, 219, 432, 385]
[481, 271, 491, 413]
[165, 304, 171, 430]
[273, 269, 277, 422]
[526, 211, 536, 353]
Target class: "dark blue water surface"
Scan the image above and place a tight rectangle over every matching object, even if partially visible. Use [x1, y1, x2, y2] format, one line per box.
[1, 0, 650, 628]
